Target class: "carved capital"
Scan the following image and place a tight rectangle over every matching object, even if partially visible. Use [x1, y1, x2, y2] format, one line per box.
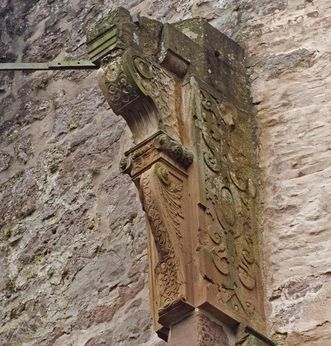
[120, 131, 193, 177]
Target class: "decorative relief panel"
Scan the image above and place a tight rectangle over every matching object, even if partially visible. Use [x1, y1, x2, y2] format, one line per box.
[140, 162, 185, 309]
[197, 313, 230, 346]
[192, 83, 264, 331]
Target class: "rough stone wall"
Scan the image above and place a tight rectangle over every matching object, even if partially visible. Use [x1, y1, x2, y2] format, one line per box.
[246, 2, 331, 345]
[0, 0, 330, 345]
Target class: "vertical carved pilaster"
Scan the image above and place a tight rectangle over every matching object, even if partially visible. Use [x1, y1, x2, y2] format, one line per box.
[191, 83, 265, 330]
[88, 7, 274, 345]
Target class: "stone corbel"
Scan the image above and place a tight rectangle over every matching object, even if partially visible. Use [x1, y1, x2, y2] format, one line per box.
[88, 7, 274, 345]
[120, 130, 194, 337]
[97, 48, 182, 143]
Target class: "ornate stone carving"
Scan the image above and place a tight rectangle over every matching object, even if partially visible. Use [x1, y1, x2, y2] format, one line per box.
[88, 7, 272, 344]
[98, 56, 140, 112]
[97, 48, 180, 142]
[158, 133, 193, 169]
[120, 131, 193, 177]
[197, 313, 230, 346]
[132, 56, 179, 139]
[140, 163, 185, 309]
[191, 83, 264, 330]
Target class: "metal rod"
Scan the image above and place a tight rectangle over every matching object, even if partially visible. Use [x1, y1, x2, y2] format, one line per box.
[0, 60, 98, 71]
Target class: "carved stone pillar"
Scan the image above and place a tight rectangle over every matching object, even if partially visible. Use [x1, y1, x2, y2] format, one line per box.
[87, 7, 274, 345]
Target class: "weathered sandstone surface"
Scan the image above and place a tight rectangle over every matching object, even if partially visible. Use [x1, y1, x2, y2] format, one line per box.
[0, 0, 330, 345]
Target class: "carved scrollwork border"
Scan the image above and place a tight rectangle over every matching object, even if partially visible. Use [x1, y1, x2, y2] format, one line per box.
[140, 162, 186, 310]
[193, 81, 264, 329]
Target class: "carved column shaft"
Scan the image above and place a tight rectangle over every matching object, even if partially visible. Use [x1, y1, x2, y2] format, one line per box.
[87, 7, 274, 345]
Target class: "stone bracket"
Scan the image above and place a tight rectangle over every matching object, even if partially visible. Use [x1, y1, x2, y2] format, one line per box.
[88, 7, 273, 344]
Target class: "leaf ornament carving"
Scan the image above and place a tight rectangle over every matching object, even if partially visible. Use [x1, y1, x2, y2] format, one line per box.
[205, 179, 237, 230]
[155, 163, 184, 244]
[238, 248, 256, 290]
[197, 313, 229, 346]
[212, 249, 229, 276]
[98, 56, 140, 112]
[132, 56, 179, 139]
[204, 198, 231, 277]
[197, 90, 228, 174]
[140, 163, 184, 308]
[237, 220, 256, 291]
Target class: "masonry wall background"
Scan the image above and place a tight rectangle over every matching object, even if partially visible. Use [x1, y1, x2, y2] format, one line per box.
[0, 0, 330, 345]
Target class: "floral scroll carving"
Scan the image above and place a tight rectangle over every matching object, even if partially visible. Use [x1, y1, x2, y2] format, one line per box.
[98, 49, 180, 142]
[197, 313, 229, 346]
[132, 56, 179, 140]
[99, 56, 140, 112]
[140, 163, 185, 309]
[194, 85, 263, 328]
